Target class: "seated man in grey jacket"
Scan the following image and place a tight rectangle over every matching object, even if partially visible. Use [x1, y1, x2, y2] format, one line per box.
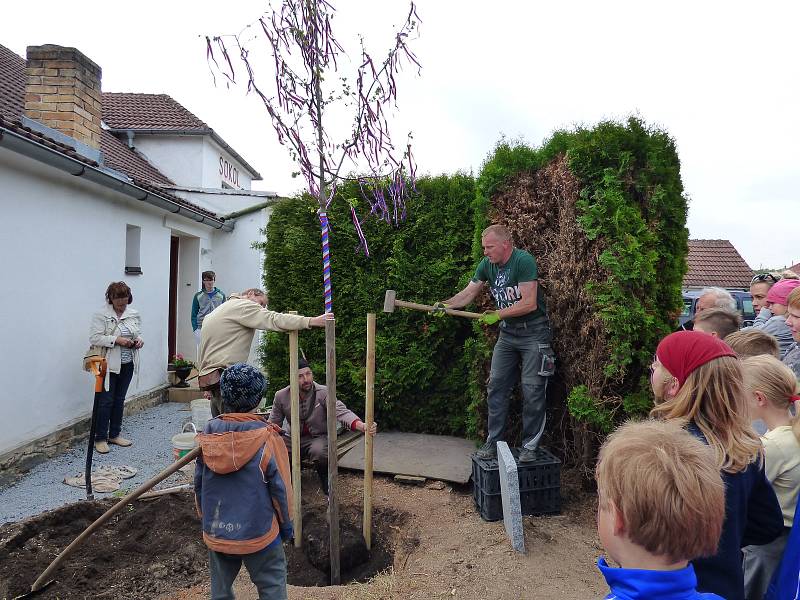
[269, 359, 377, 495]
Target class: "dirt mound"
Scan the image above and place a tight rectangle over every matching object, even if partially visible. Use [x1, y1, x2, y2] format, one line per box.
[0, 490, 411, 598]
[0, 492, 206, 599]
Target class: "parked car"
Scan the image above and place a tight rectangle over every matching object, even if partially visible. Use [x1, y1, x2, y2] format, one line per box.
[679, 290, 756, 328]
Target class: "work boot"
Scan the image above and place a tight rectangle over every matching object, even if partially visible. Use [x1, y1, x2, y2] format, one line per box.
[518, 447, 539, 463]
[95, 440, 110, 454]
[475, 442, 497, 460]
[108, 436, 132, 447]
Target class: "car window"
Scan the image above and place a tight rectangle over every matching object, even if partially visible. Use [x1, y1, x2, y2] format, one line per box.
[742, 299, 754, 316]
[681, 298, 693, 317]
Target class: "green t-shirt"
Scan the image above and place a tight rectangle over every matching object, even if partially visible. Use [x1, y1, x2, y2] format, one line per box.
[472, 248, 546, 324]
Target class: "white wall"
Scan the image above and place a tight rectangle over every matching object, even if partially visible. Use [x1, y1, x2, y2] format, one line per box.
[202, 137, 254, 191]
[211, 207, 270, 365]
[0, 148, 237, 455]
[133, 135, 205, 188]
[211, 207, 269, 295]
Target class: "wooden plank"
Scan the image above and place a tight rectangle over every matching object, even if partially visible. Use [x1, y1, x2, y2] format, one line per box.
[289, 311, 301, 548]
[339, 432, 477, 484]
[363, 312, 376, 549]
[325, 318, 340, 585]
[336, 431, 362, 460]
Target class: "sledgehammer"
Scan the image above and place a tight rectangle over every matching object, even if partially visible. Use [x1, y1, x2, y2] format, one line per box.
[383, 290, 483, 319]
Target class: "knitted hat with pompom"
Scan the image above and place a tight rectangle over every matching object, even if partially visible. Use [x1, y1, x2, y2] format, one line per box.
[219, 363, 267, 413]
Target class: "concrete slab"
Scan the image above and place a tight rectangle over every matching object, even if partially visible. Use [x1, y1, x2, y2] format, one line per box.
[497, 441, 525, 553]
[338, 432, 476, 484]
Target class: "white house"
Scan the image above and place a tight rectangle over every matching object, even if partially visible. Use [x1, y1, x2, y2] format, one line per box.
[0, 43, 277, 474]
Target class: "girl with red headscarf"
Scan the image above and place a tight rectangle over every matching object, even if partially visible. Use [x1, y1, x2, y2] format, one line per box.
[649, 331, 783, 600]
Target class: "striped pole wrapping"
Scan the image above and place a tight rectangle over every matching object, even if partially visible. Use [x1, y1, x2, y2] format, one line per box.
[319, 211, 333, 313]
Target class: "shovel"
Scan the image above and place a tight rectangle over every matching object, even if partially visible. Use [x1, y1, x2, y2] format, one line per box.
[84, 356, 107, 499]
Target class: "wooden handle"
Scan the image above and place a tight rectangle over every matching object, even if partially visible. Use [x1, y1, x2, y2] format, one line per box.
[394, 299, 483, 319]
[31, 447, 201, 592]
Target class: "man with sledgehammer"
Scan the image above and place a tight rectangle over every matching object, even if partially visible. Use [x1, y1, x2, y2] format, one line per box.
[438, 224, 555, 462]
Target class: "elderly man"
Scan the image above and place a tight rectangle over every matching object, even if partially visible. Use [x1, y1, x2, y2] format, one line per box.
[439, 224, 554, 463]
[681, 287, 737, 331]
[198, 288, 330, 416]
[270, 359, 376, 495]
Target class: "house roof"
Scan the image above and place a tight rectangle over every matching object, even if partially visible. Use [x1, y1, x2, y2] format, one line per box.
[0, 45, 24, 119]
[0, 115, 217, 219]
[100, 129, 174, 187]
[101, 92, 262, 180]
[684, 239, 754, 289]
[102, 93, 209, 130]
[0, 44, 176, 188]
[0, 44, 231, 224]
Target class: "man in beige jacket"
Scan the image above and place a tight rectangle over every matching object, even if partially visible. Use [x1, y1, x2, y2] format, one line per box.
[198, 288, 330, 416]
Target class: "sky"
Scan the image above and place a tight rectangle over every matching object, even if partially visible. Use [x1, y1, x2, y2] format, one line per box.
[4, 0, 799, 268]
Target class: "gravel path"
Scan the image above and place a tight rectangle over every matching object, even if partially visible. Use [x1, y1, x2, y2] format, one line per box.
[0, 402, 196, 525]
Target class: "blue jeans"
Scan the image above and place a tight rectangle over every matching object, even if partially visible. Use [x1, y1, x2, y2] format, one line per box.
[96, 362, 133, 441]
[486, 320, 552, 450]
[209, 542, 287, 600]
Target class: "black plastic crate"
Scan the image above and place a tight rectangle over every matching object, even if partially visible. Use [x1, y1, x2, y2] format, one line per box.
[472, 446, 561, 522]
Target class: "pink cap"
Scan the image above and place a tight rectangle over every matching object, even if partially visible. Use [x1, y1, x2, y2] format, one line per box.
[766, 279, 800, 306]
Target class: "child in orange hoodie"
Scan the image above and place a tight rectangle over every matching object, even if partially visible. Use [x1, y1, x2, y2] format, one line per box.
[195, 362, 293, 600]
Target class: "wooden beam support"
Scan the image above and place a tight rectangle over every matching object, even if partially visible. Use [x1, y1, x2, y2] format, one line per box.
[325, 318, 340, 585]
[363, 312, 376, 549]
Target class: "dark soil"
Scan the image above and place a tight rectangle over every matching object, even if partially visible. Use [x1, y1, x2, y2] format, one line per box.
[0, 490, 409, 599]
[286, 505, 411, 587]
[0, 492, 206, 600]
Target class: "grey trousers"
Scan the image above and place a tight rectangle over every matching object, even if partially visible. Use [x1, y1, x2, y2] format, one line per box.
[486, 321, 553, 450]
[209, 542, 288, 600]
[743, 527, 790, 600]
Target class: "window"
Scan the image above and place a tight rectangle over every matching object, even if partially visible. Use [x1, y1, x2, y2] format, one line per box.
[125, 225, 142, 274]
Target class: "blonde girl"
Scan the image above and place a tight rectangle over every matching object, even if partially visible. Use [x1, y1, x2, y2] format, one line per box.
[741, 355, 800, 599]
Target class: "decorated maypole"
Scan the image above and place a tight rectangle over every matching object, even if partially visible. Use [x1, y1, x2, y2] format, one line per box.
[207, 0, 420, 584]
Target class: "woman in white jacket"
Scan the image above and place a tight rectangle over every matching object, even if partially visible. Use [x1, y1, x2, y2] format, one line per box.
[88, 282, 143, 454]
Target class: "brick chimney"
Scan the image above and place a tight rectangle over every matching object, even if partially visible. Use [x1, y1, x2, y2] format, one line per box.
[24, 45, 102, 149]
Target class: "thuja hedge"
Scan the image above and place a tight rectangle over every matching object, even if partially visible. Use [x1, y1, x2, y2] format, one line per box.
[258, 174, 478, 434]
[258, 117, 688, 465]
[468, 117, 688, 462]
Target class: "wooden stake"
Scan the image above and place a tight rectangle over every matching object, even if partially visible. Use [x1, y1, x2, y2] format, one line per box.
[363, 313, 376, 549]
[325, 317, 340, 585]
[289, 311, 302, 548]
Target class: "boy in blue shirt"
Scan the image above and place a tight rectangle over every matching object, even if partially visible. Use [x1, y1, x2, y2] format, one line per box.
[595, 419, 726, 600]
[192, 270, 226, 346]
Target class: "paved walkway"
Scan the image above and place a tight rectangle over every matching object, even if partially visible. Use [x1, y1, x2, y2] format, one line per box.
[0, 402, 193, 525]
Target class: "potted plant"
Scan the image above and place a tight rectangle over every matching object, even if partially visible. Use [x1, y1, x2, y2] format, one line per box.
[171, 354, 195, 388]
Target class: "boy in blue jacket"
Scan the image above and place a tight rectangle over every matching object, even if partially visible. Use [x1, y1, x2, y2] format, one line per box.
[195, 363, 293, 600]
[595, 419, 726, 600]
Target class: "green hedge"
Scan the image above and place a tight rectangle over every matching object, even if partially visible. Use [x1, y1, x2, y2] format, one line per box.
[469, 117, 688, 450]
[259, 117, 688, 467]
[259, 174, 478, 434]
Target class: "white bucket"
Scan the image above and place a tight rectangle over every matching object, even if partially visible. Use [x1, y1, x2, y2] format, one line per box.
[191, 398, 212, 429]
[172, 422, 197, 461]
